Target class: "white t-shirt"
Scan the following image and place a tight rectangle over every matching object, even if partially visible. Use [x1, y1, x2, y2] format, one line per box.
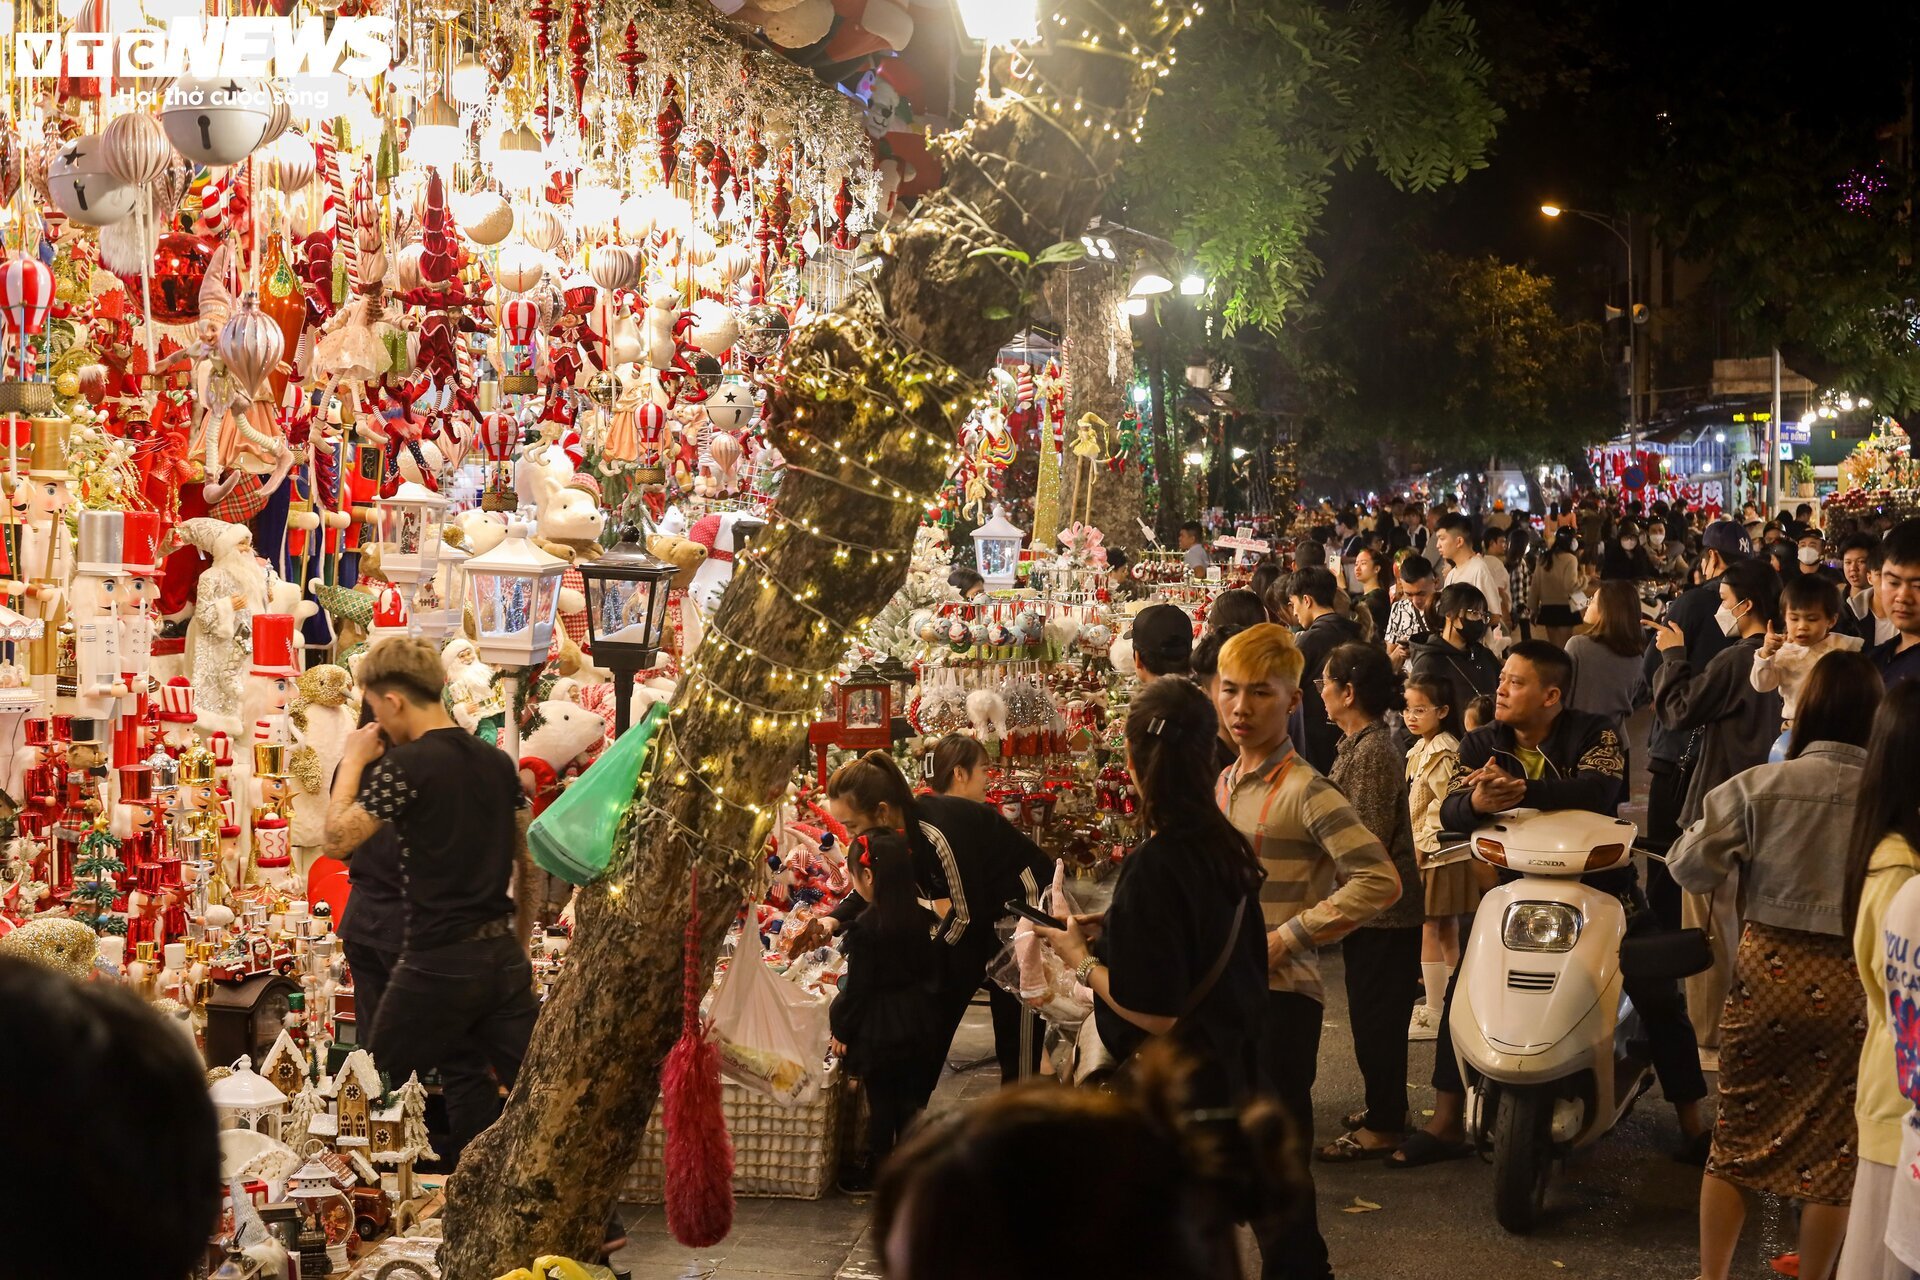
[1443, 553, 1511, 621]
[1184, 543, 1210, 571]
[1881, 873, 1920, 1270]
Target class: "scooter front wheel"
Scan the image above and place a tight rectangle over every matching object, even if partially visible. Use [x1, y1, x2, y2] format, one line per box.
[1491, 1085, 1553, 1234]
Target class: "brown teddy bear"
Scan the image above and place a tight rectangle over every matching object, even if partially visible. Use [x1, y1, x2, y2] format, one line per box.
[646, 532, 708, 591]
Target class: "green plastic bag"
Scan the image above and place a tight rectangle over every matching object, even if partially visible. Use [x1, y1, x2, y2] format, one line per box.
[528, 701, 668, 885]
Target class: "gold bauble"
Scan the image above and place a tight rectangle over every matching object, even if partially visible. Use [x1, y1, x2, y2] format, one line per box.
[53, 371, 79, 398]
[53, 279, 77, 305]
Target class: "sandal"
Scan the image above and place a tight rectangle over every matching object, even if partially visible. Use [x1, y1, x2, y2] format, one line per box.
[1343, 1108, 1410, 1133]
[1318, 1132, 1398, 1163]
[1384, 1130, 1472, 1169]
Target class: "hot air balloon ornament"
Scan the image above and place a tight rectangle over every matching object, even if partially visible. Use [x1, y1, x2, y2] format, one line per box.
[478, 410, 521, 510]
[0, 253, 53, 387]
[501, 298, 540, 393]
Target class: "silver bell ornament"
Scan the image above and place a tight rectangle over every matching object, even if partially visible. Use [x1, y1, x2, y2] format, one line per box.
[47, 135, 139, 227]
[160, 76, 273, 168]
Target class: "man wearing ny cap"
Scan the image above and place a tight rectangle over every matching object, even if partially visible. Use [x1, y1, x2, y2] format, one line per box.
[1636, 517, 1751, 930]
[1130, 603, 1194, 679]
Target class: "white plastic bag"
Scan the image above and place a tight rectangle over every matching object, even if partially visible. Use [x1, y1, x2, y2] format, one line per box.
[709, 924, 832, 1106]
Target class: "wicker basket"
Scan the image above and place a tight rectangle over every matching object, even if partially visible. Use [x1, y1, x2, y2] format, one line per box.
[624, 1067, 845, 1202]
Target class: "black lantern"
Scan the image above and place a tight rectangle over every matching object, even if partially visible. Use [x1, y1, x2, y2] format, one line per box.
[577, 527, 678, 736]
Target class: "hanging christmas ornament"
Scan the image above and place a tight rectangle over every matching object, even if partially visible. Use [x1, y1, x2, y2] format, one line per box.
[707, 143, 733, 219]
[528, 0, 560, 57]
[417, 168, 458, 284]
[617, 22, 646, 97]
[657, 76, 685, 185]
[485, 33, 516, 84]
[219, 293, 286, 399]
[455, 190, 514, 246]
[119, 232, 215, 325]
[260, 130, 316, 193]
[47, 135, 139, 227]
[0, 254, 54, 380]
[101, 112, 176, 190]
[160, 76, 273, 168]
[519, 204, 565, 253]
[496, 242, 545, 294]
[586, 243, 641, 293]
[566, 0, 592, 134]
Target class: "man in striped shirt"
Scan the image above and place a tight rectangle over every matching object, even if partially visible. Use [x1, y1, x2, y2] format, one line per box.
[1216, 623, 1401, 1280]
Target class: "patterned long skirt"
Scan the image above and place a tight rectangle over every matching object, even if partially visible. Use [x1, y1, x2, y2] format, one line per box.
[1706, 921, 1865, 1204]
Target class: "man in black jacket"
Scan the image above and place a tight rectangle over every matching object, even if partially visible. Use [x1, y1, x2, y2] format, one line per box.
[1287, 567, 1361, 773]
[1390, 641, 1708, 1168]
[1635, 518, 1751, 927]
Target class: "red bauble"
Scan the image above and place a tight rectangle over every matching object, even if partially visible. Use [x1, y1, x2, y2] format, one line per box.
[121, 233, 218, 326]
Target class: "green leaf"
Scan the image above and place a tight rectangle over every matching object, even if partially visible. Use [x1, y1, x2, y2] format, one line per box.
[968, 246, 1032, 265]
[1033, 240, 1088, 266]
[982, 305, 1014, 321]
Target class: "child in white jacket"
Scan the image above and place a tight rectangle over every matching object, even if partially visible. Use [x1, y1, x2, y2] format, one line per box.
[1751, 573, 1862, 726]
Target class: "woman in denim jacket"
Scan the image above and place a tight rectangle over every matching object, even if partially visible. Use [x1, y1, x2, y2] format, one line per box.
[1669, 650, 1885, 1280]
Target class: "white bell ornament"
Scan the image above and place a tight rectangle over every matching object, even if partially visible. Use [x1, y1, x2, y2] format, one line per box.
[47, 135, 139, 227]
[160, 76, 273, 168]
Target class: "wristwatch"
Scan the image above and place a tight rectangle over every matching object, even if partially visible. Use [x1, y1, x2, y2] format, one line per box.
[1075, 956, 1099, 986]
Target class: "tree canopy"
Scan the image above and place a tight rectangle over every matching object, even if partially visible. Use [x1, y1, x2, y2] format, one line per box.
[1119, 0, 1504, 333]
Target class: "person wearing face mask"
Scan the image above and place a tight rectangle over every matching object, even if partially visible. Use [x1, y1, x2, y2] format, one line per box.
[1406, 584, 1501, 729]
[1651, 557, 1786, 1065]
[1794, 532, 1846, 585]
[1601, 520, 1657, 581]
[1636, 519, 1752, 929]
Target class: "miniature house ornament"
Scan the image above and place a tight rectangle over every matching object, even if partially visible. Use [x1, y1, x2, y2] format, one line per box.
[971, 504, 1025, 589]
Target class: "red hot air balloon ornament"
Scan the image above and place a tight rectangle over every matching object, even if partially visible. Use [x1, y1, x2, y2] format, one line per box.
[0, 253, 54, 381]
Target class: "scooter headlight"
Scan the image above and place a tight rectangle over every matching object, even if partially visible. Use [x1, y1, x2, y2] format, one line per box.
[1503, 901, 1582, 952]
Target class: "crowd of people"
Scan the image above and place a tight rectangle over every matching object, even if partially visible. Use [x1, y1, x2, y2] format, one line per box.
[857, 497, 1920, 1280]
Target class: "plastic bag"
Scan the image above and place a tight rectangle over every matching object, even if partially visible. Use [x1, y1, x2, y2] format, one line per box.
[709, 924, 832, 1106]
[528, 701, 668, 885]
[988, 863, 1093, 1029]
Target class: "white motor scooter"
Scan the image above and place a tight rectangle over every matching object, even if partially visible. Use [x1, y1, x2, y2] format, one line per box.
[1446, 808, 1699, 1234]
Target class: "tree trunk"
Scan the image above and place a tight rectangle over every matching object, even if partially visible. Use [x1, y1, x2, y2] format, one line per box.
[438, 37, 1144, 1279]
[1046, 262, 1148, 555]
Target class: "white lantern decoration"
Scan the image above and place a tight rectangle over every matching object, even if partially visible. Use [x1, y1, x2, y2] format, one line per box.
[375, 481, 449, 591]
[405, 90, 464, 169]
[46, 133, 139, 227]
[160, 76, 273, 167]
[494, 122, 545, 191]
[463, 521, 569, 667]
[971, 504, 1026, 589]
[208, 1056, 290, 1138]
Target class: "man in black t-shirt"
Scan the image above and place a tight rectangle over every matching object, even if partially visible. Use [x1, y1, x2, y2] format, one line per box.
[325, 637, 536, 1167]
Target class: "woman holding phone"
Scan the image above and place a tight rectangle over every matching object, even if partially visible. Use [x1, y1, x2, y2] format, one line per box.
[1039, 677, 1268, 1105]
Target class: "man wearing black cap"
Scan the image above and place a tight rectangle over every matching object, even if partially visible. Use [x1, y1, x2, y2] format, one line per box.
[1636, 518, 1752, 929]
[1130, 603, 1194, 678]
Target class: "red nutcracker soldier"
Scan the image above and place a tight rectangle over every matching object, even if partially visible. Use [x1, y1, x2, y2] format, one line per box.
[114, 511, 164, 768]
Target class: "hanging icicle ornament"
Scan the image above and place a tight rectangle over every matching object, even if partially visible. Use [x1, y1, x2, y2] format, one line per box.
[707, 143, 732, 219]
[618, 22, 647, 98]
[830, 177, 853, 250]
[657, 75, 685, 185]
[567, 0, 593, 136]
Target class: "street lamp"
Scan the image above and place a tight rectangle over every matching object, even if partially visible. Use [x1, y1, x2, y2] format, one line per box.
[1179, 273, 1206, 296]
[955, 0, 1040, 45]
[1128, 268, 1174, 297]
[576, 528, 677, 737]
[1541, 201, 1637, 448]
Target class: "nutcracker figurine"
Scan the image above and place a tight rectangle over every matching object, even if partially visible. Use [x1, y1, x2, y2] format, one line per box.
[12, 418, 73, 702]
[114, 511, 164, 768]
[72, 511, 127, 723]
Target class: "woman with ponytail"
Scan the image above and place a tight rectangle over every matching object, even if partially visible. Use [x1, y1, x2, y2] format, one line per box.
[791, 747, 1052, 1084]
[1039, 677, 1269, 1107]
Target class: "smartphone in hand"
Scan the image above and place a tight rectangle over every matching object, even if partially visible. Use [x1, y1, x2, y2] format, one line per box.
[1004, 898, 1067, 931]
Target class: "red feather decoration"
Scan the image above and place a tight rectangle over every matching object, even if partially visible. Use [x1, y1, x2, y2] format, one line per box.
[661, 870, 733, 1248]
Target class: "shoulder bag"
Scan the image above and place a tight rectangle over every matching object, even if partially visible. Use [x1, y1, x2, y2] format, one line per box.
[1072, 896, 1250, 1087]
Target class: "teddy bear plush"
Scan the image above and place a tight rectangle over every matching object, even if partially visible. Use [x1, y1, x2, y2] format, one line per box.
[517, 699, 611, 817]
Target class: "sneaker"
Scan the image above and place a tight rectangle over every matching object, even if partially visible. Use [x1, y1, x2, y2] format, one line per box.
[1408, 1005, 1441, 1042]
[1698, 1047, 1720, 1073]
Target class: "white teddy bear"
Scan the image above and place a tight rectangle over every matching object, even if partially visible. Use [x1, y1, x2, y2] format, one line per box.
[518, 699, 610, 816]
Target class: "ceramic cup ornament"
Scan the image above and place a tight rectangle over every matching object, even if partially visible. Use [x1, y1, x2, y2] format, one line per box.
[47, 135, 139, 227]
[161, 76, 273, 167]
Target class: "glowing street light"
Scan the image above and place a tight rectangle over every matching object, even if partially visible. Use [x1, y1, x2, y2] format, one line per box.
[956, 0, 1040, 45]
[1539, 204, 1563, 218]
[1180, 273, 1207, 296]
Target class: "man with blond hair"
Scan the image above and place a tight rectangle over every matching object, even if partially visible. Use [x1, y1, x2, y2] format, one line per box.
[1214, 622, 1401, 1280]
[325, 636, 536, 1169]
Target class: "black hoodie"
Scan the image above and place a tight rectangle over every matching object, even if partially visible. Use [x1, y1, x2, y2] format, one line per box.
[1406, 634, 1501, 724]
